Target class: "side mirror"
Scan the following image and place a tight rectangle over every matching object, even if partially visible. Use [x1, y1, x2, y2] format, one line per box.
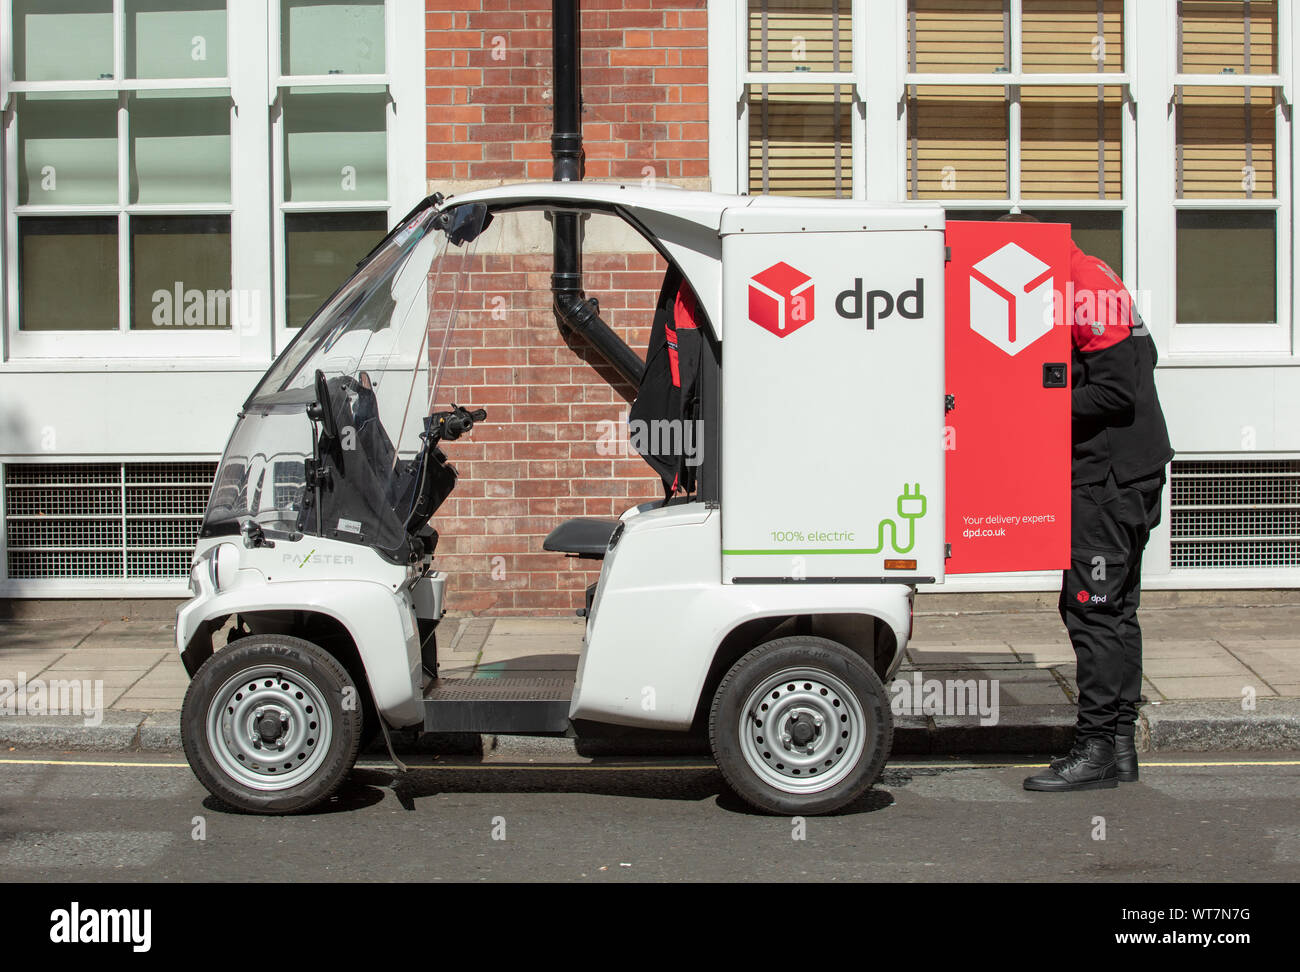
[308, 368, 340, 440]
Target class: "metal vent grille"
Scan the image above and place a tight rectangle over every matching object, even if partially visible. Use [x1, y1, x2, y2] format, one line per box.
[4, 462, 217, 582]
[1170, 459, 1300, 568]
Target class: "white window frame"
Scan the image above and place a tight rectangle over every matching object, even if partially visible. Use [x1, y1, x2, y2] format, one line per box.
[729, 0, 867, 199]
[268, 0, 425, 358]
[1, 0, 267, 361]
[0, 0, 425, 366]
[1162, 0, 1292, 356]
[713, 1, 1139, 279]
[899, 0, 1137, 282]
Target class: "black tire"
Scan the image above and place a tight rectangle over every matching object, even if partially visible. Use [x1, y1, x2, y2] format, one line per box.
[709, 636, 892, 815]
[181, 634, 363, 814]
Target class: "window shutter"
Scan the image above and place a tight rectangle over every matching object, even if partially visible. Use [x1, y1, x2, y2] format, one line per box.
[747, 2, 852, 197]
[1022, 0, 1124, 73]
[748, 84, 853, 197]
[909, 0, 1008, 73]
[1179, 0, 1278, 75]
[1177, 85, 1275, 198]
[907, 85, 1009, 198]
[748, 0, 851, 73]
[1021, 85, 1123, 199]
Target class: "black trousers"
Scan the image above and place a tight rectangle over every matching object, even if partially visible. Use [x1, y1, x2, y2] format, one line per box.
[1059, 469, 1165, 741]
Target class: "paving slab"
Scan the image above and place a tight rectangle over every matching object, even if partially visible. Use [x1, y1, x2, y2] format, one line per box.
[1145, 674, 1276, 701]
[917, 666, 1064, 684]
[490, 618, 585, 637]
[39, 648, 169, 670]
[906, 643, 1018, 666]
[1139, 640, 1231, 658]
[0, 620, 102, 653]
[1219, 644, 1300, 682]
[479, 633, 585, 658]
[1142, 654, 1256, 678]
[0, 652, 66, 678]
[1008, 643, 1078, 664]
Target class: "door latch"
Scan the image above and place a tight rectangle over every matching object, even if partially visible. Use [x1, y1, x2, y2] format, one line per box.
[1042, 362, 1067, 388]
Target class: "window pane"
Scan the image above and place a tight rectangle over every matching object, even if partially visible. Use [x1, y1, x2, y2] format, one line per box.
[908, 0, 1006, 73]
[281, 0, 385, 76]
[945, 208, 1123, 272]
[13, 0, 113, 82]
[17, 94, 119, 206]
[1021, 86, 1122, 200]
[126, 0, 229, 79]
[131, 215, 233, 330]
[1179, 0, 1277, 74]
[283, 88, 388, 202]
[19, 216, 119, 331]
[747, 0, 851, 74]
[747, 84, 852, 197]
[129, 92, 232, 204]
[908, 86, 1008, 199]
[1022, 0, 1123, 73]
[1035, 209, 1122, 274]
[1177, 86, 1275, 199]
[285, 211, 387, 327]
[1176, 210, 1275, 324]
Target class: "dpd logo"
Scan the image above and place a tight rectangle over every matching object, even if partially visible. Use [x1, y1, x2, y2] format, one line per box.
[748, 262, 814, 338]
[969, 242, 1055, 355]
[748, 262, 927, 337]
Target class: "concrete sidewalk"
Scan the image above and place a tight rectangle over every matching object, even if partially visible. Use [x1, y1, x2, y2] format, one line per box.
[2, 592, 1299, 756]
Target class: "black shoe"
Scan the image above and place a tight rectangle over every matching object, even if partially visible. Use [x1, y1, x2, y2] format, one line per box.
[1114, 734, 1139, 782]
[1024, 737, 1118, 792]
[1050, 736, 1139, 782]
[1049, 739, 1086, 773]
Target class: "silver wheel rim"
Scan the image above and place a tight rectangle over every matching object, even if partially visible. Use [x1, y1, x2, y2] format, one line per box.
[738, 666, 868, 795]
[205, 665, 334, 791]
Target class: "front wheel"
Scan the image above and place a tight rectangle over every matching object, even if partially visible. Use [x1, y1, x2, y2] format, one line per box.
[181, 634, 363, 814]
[709, 636, 892, 815]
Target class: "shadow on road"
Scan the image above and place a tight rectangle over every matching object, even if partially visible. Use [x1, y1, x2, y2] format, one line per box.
[299, 765, 901, 818]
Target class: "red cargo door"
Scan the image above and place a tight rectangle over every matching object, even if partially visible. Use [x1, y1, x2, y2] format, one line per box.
[944, 221, 1072, 574]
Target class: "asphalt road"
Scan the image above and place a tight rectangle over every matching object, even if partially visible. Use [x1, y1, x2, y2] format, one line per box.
[1, 751, 1297, 882]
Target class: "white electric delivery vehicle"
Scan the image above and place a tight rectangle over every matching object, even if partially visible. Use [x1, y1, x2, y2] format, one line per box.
[178, 181, 953, 816]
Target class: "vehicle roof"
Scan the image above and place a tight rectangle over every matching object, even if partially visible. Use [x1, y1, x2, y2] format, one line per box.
[445, 181, 943, 235]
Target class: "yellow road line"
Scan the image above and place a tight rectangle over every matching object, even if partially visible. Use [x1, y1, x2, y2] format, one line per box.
[1, 757, 1298, 771]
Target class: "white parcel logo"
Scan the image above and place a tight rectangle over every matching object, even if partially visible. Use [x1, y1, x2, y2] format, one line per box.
[969, 242, 1054, 356]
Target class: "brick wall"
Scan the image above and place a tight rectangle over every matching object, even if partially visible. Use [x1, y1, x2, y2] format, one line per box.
[426, 0, 709, 183]
[424, 1, 709, 615]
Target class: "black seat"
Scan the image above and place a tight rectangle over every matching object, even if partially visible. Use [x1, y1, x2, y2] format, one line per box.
[543, 517, 620, 558]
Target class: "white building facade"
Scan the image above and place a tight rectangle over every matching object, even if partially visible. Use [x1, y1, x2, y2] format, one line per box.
[1, 0, 1297, 598]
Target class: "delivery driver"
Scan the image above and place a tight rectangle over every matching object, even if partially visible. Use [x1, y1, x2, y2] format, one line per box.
[1019, 230, 1175, 792]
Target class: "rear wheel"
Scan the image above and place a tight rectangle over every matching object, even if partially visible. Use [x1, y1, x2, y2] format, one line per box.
[709, 636, 892, 815]
[181, 634, 363, 814]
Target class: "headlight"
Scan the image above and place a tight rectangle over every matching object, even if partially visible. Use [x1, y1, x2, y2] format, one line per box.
[209, 543, 241, 592]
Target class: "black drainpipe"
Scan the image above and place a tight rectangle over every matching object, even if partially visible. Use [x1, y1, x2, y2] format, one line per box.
[551, 0, 645, 386]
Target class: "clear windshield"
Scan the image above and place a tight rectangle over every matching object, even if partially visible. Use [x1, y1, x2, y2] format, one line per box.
[201, 201, 489, 559]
